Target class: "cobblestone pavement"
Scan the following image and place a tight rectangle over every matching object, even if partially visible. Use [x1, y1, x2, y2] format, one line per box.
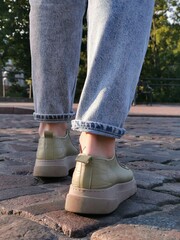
[0, 114, 179, 240]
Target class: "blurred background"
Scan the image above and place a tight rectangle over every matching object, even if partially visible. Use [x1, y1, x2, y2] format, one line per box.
[0, 0, 179, 104]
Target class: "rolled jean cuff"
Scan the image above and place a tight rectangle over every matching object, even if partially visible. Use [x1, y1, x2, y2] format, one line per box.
[71, 120, 126, 138]
[33, 112, 75, 122]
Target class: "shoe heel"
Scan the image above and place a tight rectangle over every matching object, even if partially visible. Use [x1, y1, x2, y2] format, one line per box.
[65, 179, 137, 214]
[65, 191, 117, 214]
[33, 156, 76, 177]
[33, 165, 68, 177]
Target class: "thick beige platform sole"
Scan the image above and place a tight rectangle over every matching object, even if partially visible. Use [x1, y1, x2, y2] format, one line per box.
[33, 155, 76, 177]
[65, 178, 137, 214]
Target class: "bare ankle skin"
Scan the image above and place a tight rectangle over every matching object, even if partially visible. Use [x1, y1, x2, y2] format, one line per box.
[79, 132, 115, 159]
[39, 122, 68, 137]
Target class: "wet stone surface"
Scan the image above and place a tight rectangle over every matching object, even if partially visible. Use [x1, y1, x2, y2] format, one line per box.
[0, 114, 179, 239]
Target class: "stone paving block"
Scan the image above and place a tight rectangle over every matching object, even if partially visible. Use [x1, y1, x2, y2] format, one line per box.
[9, 142, 37, 152]
[155, 170, 180, 181]
[0, 158, 23, 166]
[10, 165, 33, 175]
[91, 224, 180, 240]
[131, 188, 179, 206]
[137, 154, 173, 164]
[21, 199, 65, 216]
[118, 149, 177, 164]
[121, 204, 180, 230]
[0, 191, 61, 213]
[114, 199, 158, 218]
[2, 151, 36, 164]
[133, 170, 167, 189]
[0, 115, 38, 129]
[165, 150, 180, 161]
[154, 183, 180, 197]
[128, 160, 180, 171]
[0, 215, 58, 240]
[0, 186, 52, 201]
[117, 154, 142, 163]
[0, 115, 180, 239]
[0, 162, 33, 175]
[0, 175, 37, 190]
[44, 201, 158, 238]
[166, 142, 180, 150]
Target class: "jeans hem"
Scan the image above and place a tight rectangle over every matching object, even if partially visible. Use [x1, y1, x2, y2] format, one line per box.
[71, 120, 126, 138]
[33, 112, 75, 122]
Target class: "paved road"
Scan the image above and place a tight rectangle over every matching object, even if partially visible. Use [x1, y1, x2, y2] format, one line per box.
[0, 114, 180, 239]
[0, 102, 180, 117]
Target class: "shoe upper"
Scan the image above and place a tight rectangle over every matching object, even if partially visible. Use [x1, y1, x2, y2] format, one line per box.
[36, 131, 78, 160]
[72, 154, 134, 189]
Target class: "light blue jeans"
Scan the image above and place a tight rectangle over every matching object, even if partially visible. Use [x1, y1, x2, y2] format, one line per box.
[29, 0, 154, 138]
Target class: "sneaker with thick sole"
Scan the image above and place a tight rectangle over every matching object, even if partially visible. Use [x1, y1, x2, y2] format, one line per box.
[65, 154, 137, 214]
[33, 131, 78, 177]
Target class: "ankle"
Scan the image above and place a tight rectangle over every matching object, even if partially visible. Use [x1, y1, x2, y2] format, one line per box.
[39, 122, 68, 137]
[79, 132, 115, 159]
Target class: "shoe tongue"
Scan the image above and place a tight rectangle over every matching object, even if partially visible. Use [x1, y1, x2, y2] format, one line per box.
[44, 131, 53, 138]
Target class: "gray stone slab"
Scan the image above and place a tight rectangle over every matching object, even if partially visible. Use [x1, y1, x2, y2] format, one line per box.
[137, 154, 174, 164]
[91, 224, 180, 240]
[121, 204, 180, 231]
[128, 160, 180, 171]
[114, 199, 158, 218]
[134, 170, 167, 189]
[0, 215, 58, 240]
[0, 186, 52, 201]
[166, 142, 180, 150]
[44, 200, 158, 238]
[2, 151, 36, 165]
[0, 114, 180, 239]
[0, 161, 33, 175]
[0, 191, 61, 214]
[154, 183, 180, 197]
[21, 199, 65, 216]
[9, 165, 33, 175]
[131, 188, 179, 206]
[91, 205, 180, 240]
[0, 175, 37, 190]
[44, 210, 101, 238]
[0, 115, 37, 129]
[155, 170, 180, 181]
[8, 142, 37, 152]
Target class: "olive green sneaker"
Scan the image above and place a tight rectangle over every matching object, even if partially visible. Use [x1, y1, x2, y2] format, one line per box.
[65, 154, 137, 214]
[33, 131, 78, 177]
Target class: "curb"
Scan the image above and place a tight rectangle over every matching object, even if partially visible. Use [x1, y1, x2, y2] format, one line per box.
[0, 107, 34, 114]
[128, 113, 180, 118]
[0, 106, 180, 118]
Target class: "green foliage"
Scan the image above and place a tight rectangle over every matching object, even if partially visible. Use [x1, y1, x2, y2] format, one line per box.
[0, 0, 179, 102]
[6, 84, 28, 97]
[0, 0, 30, 77]
[140, 0, 180, 102]
[141, 0, 180, 78]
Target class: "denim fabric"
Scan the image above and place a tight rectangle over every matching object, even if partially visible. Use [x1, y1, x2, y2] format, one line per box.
[30, 0, 154, 138]
[29, 0, 87, 122]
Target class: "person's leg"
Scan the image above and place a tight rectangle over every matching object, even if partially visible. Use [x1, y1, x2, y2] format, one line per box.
[79, 132, 115, 158]
[73, 0, 155, 140]
[66, 0, 155, 214]
[29, 0, 87, 176]
[30, 0, 87, 128]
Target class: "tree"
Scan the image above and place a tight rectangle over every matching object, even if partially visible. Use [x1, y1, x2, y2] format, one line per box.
[0, 0, 30, 76]
[141, 0, 180, 78]
[140, 0, 180, 102]
[0, 0, 179, 101]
